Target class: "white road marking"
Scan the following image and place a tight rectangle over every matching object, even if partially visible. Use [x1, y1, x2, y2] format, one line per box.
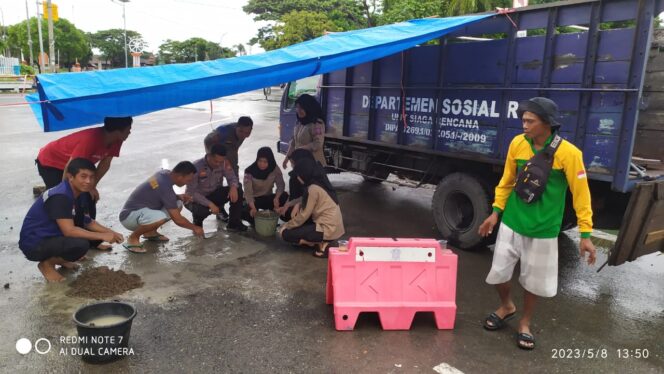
[433, 362, 464, 374]
[185, 118, 232, 131]
[184, 109, 279, 131]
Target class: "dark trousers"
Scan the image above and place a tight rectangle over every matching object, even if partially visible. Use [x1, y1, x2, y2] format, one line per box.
[36, 159, 64, 189]
[25, 236, 92, 262]
[282, 223, 324, 244]
[242, 193, 289, 225]
[35, 159, 97, 219]
[187, 185, 244, 226]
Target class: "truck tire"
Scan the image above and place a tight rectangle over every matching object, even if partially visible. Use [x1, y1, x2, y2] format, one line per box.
[432, 173, 492, 250]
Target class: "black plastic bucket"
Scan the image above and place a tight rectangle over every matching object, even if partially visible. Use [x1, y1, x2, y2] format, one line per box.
[72, 301, 137, 363]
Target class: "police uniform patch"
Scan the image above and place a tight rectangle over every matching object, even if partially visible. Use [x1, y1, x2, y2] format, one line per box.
[149, 177, 159, 189]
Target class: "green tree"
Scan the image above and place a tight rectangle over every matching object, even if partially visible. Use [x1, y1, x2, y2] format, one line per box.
[244, 0, 372, 27]
[233, 44, 247, 56]
[379, 0, 445, 25]
[156, 39, 180, 64]
[88, 29, 144, 68]
[446, 0, 510, 16]
[157, 38, 234, 64]
[6, 17, 91, 69]
[244, 0, 375, 50]
[265, 11, 339, 50]
[20, 64, 36, 75]
[446, 0, 566, 16]
[0, 25, 8, 55]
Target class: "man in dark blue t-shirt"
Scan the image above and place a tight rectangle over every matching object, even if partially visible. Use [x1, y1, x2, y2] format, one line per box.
[19, 158, 124, 282]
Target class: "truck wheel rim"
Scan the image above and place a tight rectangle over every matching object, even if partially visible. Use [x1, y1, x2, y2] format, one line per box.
[443, 191, 474, 233]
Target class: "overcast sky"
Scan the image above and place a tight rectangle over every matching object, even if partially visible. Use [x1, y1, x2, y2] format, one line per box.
[0, 0, 266, 54]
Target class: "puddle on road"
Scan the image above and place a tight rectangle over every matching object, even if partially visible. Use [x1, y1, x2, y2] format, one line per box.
[0, 228, 274, 319]
[558, 231, 664, 320]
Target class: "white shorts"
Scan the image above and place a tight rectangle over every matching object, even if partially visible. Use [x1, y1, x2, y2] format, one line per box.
[485, 223, 559, 297]
[121, 207, 172, 231]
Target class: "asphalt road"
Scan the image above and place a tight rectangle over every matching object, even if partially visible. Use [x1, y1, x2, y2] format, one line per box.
[0, 90, 663, 373]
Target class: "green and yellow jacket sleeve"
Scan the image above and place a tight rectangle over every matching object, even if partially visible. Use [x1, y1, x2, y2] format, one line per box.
[492, 136, 520, 214]
[562, 148, 593, 238]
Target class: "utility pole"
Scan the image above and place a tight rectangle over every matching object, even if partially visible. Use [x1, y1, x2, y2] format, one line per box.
[36, 0, 45, 73]
[0, 8, 5, 56]
[46, 0, 56, 72]
[123, 2, 127, 68]
[118, 0, 129, 68]
[25, 0, 34, 68]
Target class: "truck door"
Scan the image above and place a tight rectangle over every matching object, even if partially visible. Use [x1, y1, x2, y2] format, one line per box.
[277, 75, 321, 154]
[608, 180, 664, 266]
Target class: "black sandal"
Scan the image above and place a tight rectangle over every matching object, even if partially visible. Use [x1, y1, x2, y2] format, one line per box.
[313, 242, 330, 258]
[516, 332, 536, 350]
[483, 311, 516, 331]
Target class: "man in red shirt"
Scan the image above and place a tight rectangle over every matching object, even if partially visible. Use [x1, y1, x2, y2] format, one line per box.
[37, 116, 132, 187]
[35, 117, 132, 248]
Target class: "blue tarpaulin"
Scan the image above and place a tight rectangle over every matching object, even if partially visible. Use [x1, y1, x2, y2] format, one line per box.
[27, 14, 492, 132]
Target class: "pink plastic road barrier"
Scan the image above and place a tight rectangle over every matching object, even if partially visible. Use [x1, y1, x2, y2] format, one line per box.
[326, 237, 458, 331]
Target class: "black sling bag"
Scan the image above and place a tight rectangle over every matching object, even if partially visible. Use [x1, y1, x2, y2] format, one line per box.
[514, 134, 562, 204]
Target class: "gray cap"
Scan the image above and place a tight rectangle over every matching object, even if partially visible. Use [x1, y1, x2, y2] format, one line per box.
[517, 97, 561, 130]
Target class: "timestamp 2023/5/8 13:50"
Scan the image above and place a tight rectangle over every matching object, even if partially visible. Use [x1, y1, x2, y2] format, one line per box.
[551, 348, 651, 359]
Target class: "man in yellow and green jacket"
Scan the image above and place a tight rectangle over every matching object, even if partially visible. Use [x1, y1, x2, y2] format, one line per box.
[478, 97, 597, 350]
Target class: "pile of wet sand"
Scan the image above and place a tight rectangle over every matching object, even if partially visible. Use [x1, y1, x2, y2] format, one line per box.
[67, 266, 143, 299]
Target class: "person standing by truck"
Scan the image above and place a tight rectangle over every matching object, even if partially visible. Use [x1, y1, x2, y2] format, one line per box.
[478, 97, 597, 350]
[282, 94, 327, 169]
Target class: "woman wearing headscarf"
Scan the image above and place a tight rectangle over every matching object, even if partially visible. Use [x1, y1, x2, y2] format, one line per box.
[282, 94, 327, 169]
[276, 148, 333, 221]
[279, 158, 344, 258]
[242, 147, 288, 225]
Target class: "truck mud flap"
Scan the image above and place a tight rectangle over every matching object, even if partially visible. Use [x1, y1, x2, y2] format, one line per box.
[608, 180, 664, 266]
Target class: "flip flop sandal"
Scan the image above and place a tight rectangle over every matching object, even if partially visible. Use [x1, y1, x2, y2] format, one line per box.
[516, 333, 536, 350]
[483, 311, 516, 331]
[313, 242, 330, 258]
[143, 235, 169, 242]
[123, 243, 146, 253]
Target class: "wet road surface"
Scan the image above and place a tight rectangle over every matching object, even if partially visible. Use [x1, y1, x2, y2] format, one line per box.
[0, 90, 663, 373]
